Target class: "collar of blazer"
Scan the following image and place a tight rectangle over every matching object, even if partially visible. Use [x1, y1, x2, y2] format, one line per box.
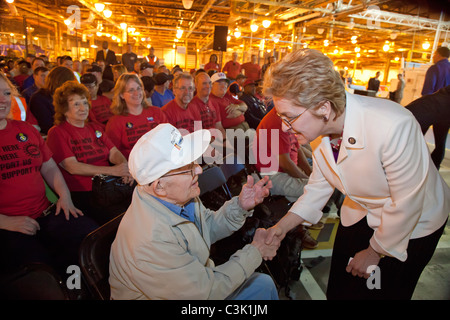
[312, 91, 366, 165]
[340, 92, 365, 150]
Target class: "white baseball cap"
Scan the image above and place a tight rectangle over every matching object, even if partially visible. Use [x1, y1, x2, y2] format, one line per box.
[128, 124, 211, 185]
[210, 72, 229, 83]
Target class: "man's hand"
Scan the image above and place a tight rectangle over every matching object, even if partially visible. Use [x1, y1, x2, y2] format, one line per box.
[238, 175, 272, 211]
[251, 228, 281, 260]
[225, 104, 243, 118]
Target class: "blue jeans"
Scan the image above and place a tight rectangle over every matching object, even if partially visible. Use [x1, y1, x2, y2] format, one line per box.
[226, 272, 279, 300]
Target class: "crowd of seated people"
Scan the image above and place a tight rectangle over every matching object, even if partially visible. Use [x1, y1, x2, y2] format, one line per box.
[0, 48, 290, 300]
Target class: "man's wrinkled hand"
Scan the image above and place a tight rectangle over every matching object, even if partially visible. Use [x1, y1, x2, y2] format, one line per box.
[252, 228, 281, 261]
[238, 175, 272, 211]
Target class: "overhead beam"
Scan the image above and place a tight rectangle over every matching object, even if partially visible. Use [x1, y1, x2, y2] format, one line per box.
[185, 0, 216, 38]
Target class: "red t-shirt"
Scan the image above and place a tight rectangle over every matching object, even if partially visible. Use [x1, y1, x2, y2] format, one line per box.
[240, 62, 261, 81]
[0, 120, 52, 218]
[13, 74, 28, 90]
[161, 99, 202, 134]
[47, 121, 115, 192]
[91, 95, 113, 124]
[222, 61, 241, 79]
[204, 62, 220, 72]
[105, 107, 168, 159]
[209, 92, 246, 129]
[189, 96, 221, 130]
[254, 109, 299, 174]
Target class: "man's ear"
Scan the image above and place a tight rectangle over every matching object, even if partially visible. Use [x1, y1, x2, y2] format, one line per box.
[152, 179, 167, 197]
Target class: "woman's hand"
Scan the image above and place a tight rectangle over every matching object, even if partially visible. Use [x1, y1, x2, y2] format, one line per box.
[0, 215, 40, 235]
[346, 246, 382, 279]
[111, 162, 131, 177]
[55, 196, 84, 220]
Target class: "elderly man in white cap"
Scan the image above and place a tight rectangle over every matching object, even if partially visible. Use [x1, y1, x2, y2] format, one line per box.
[109, 123, 279, 300]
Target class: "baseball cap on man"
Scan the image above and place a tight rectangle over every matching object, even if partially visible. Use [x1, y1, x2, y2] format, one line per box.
[154, 72, 174, 85]
[140, 62, 154, 71]
[128, 124, 211, 185]
[210, 72, 229, 84]
[243, 79, 255, 87]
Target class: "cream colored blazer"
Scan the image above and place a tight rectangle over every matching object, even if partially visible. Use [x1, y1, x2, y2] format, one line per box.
[290, 92, 449, 261]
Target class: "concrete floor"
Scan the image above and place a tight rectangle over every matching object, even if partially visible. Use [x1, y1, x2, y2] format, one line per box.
[281, 138, 450, 300]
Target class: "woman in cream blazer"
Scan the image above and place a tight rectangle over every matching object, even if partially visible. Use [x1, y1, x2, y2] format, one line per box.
[263, 49, 449, 300]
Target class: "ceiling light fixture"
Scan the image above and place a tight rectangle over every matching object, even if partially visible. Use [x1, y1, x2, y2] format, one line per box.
[103, 9, 112, 18]
[262, 20, 271, 28]
[94, 3, 105, 12]
[182, 0, 194, 9]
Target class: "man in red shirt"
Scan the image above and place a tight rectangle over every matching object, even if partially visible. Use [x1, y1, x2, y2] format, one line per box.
[222, 52, 241, 80]
[209, 72, 249, 131]
[161, 73, 201, 134]
[191, 72, 225, 136]
[240, 54, 261, 82]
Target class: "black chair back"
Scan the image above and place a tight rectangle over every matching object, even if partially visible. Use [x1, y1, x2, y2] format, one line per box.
[79, 212, 125, 300]
[198, 165, 232, 198]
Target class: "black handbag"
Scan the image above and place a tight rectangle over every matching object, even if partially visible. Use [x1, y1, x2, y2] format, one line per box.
[91, 174, 135, 208]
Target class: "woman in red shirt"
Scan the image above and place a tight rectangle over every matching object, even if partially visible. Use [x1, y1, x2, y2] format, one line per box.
[0, 73, 98, 279]
[106, 74, 168, 159]
[47, 81, 132, 225]
[204, 54, 221, 73]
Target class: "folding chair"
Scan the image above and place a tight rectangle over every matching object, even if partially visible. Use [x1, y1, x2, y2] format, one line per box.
[198, 165, 232, 199]
[79, 212, 125, 300]
[219, 154, 246, 181]
[0, 263, 69, 300]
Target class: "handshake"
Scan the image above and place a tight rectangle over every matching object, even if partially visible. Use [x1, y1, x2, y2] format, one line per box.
[251, 226, 285, 261]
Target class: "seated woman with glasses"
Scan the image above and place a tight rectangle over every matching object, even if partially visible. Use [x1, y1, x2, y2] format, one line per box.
[46, 81, 133, 225]
[105, 73, 168, 160]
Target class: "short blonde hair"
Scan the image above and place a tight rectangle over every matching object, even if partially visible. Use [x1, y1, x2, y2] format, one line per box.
[0, 72, 19, 97]
[263, 49, 346, 119]
[110, 73, 148, 115]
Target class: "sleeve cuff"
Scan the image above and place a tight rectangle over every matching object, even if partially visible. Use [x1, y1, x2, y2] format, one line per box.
[289, 201, 323, 225]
